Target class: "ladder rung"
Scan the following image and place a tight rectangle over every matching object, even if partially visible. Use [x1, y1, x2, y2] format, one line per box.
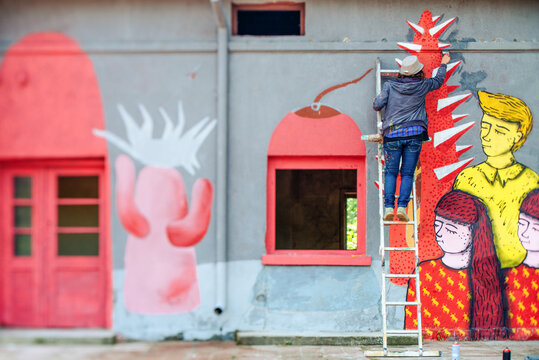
[386, 301, 419, 306]
[383, 273, 417, 278]
[383, 220, 415, 225]
[384, 247, 416, 251]
[380, 70, 400, 75]
[394, 194, 414, 198]
[386, 329, 420, 334]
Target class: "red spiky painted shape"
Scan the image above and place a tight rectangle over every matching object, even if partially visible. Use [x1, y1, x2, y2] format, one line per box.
[389, 11, 473, 285]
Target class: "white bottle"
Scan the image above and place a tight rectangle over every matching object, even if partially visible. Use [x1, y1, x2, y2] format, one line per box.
[451, 341, 460, 360]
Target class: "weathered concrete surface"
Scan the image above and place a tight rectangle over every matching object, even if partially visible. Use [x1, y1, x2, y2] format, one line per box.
[236, 331, 417, 346]
[0, 329, 115, 345]
[0, 341, 538, 360]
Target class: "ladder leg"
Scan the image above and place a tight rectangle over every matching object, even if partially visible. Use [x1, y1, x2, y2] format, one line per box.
[412, 180, 423, 353]
[375, 58, 388, 355]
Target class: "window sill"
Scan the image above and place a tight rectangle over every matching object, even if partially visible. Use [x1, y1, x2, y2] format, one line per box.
[262, 254, 371, 266]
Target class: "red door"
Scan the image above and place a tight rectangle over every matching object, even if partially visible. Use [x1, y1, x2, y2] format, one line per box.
[1, 160, 109, 327]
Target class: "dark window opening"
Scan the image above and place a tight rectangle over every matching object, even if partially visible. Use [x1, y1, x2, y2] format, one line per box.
[58, 233, 99, 256]
[58, 176, 99, 198]
[14, 177, 32, 199]
[275, 169, 356, 250]
[233, 3, 305, 36]
[14, 234, 32, 256]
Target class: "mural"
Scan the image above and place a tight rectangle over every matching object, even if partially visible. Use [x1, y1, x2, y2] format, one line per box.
[94, 102, 216, 314]
[453, 91, 538, 268]
[452, 91, 538, 339]
[391, 12, 538, 340]
[387, 11, 474, 286]
[505, 189, 539, 339]
[0, 32, 107, 158]
[403, 90, 538, 339]
[264, 69, 372, 266]
[405, 190, 505, 340]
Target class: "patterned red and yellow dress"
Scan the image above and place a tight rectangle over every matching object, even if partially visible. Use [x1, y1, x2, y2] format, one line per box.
[504, 263, 539, 339]
[405, 259, 471, 340]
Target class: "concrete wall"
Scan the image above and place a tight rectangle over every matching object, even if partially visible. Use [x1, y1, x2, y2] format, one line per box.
[1, 0, 538, 340]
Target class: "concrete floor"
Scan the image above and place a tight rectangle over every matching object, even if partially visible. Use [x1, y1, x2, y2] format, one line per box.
[0, 341, 538, 360]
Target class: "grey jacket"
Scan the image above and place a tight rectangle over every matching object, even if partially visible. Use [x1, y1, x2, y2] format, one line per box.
[373, 64, 447, 135]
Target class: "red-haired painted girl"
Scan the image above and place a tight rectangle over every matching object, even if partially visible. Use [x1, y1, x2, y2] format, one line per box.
[504, 188, 539, 339]
[405, 190, 506, 340]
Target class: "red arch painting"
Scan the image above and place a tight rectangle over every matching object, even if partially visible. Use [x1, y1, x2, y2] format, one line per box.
[0, 32, 107, 158]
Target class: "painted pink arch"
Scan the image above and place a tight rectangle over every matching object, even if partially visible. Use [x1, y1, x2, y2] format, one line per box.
[0, 32, 106, 159]
[265, 105, 369, 266]
[268, 108, 366, 157]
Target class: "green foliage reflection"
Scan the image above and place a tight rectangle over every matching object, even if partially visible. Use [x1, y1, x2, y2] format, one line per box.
[346, 197, 357, 250]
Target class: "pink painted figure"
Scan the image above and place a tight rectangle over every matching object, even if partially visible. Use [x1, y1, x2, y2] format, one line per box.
[505, 188, 539, 339]
[116, 155, 213, 313]
[517, 189, 539, 268]
[94, 102, 216, 313]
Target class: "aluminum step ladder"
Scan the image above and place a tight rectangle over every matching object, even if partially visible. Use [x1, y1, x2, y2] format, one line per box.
[363, 59, 440, 358]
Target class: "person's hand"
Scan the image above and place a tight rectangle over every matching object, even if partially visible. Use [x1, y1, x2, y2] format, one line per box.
[366, 134, 383, 143]
[441, 53, 451, 65]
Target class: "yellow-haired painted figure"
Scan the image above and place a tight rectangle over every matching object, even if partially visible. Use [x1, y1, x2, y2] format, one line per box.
[453, 91, 539, 269]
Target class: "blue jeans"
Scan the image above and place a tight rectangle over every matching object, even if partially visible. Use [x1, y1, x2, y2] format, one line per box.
[383, 138, 423, 208]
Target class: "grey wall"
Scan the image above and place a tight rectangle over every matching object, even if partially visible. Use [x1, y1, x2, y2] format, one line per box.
[1, 0, 538, 340]
[0, 0, 216, 42]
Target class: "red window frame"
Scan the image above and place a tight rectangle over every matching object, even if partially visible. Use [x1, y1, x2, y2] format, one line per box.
[263, 156, 370, 266]
[231, 2, 306, 36]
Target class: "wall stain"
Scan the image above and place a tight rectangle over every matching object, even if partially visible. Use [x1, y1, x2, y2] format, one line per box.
[459, 71, 488, 98]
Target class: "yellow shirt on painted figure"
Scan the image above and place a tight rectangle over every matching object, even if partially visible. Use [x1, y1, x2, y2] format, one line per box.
[453, 162, 539, 269]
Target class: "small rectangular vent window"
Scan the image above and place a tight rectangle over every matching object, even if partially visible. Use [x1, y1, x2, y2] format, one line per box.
[233, 3, 305, 36]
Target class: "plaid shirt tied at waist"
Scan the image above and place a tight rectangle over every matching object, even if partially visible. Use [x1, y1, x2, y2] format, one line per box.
[385, 125, 426, 138]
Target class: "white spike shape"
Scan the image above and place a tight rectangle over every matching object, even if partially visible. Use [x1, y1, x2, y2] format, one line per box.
[432, 15, 441, 23]
[138, 104, 154, 137]
[407, 21, 425, 34]
[429, 17, 456, 37]
[447, 61, 462, 73]
[398, 42, 422, 52]
[173, 101, 186, 138]
[435, 63, 460, 77]
[437, 93, 472, 112]
[395, 58, 403, 67]
[438, 42, 451, 49]
[456, 145, 473, 156]
[117, 104, 142, 145]
[434, 158, 474, 181]
[452, 114, 469, 122]
[433, 121, 475, 148]
[158, 106, 174, 139]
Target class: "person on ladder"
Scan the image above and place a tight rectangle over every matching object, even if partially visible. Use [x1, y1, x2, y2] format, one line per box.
[373, 53, 451, 221]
